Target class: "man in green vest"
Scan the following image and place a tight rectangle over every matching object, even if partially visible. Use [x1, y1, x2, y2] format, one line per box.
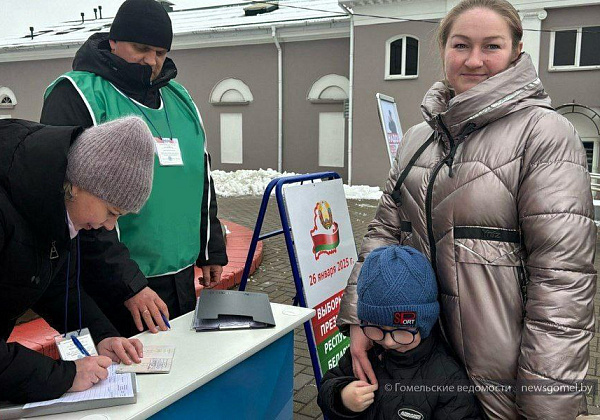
[41, 0, 228, 337]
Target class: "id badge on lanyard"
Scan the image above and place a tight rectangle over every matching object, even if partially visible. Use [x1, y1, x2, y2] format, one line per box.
[155, 137, 184, 166]
[55, 327, 98, 361]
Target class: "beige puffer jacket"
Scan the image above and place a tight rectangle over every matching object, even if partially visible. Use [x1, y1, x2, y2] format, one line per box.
[337, 53, 596, 419]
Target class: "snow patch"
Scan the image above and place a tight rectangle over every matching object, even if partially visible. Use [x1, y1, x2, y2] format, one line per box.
[212, 169, 382, 200]
[343, 184, 383, 200]
[211, 168, 298, 197]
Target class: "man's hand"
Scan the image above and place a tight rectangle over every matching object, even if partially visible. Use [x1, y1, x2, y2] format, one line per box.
[340, 380, 378, 413]
[200, 264, 223, 287]
[68, 356, 112, 392]
[124, 286, 169, 333]
[349, 324, 377, 386]
[97, 337, 143, 365]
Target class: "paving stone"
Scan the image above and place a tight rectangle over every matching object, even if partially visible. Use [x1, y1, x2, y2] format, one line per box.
[591, 337, 598, 352]
[294, 340, 306, 348]
[293, 401, 305, 413]
[293, 414, 318, 420]
[296, 356, 313, 368]
[272, 296, 293, 304]
[295, 347, 311, 359]
[299, 397, 324, 419]
[295, 333, 308, 341]
[270, 290, 289, 300]
[294, 362, 303, 375]
[589, 405, 600, 415]
[294, 346, 310, 355]
[294, 383, 318, 404]
[294, 372, 314, 391]
[299, 365, 313, 376]
[294, 340, 306, 349]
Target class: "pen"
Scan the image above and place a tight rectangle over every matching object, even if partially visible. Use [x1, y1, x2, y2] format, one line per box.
[161, 312, 171, 329]
[71, 335, 90, 357]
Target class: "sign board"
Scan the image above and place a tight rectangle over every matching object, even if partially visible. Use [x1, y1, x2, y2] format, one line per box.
[376, 93, 403, 165]
[284, 179, 356, 375]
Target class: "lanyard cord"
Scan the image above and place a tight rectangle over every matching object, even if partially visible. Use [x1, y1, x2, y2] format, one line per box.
[130, 93, 174, 140]
[77, 234, 82, 333]
[63, 235, 83, 336]
[63, 251, 70, 337]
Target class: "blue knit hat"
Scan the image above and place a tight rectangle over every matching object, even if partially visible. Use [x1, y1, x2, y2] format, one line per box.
[357, 246, 439, 339]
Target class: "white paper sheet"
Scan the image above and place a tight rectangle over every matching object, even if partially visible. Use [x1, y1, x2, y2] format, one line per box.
[116, 345, 175, 374]
[23, 365, 133, 408]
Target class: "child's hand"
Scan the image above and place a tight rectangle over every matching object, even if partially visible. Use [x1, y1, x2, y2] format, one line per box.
[341, 380, 378, 413]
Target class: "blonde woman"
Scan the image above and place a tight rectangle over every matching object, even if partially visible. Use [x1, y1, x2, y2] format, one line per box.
[337, 1, 596, 418]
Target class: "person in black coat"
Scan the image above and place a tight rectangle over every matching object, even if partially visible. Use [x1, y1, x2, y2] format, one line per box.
[0, 117, 155, 403]
[318, 246, 481, 419]
[41, 0, 228, 338]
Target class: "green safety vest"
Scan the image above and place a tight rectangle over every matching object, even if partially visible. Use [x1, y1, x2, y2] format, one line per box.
[45, 71, 206, 277]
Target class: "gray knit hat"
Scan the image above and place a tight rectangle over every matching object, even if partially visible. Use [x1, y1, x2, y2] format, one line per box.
[66, 116, 155, 213]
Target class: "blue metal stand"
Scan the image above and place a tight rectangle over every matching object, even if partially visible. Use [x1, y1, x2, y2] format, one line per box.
[239, 172, 341, 387]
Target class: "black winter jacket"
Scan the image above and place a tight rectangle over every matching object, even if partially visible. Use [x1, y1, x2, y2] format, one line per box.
[40, 33, 227, 305]
[0, 120, 120, 403]
[318, 334, 482, 420]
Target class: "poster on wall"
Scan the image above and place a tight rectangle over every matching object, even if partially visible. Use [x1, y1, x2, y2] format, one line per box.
[376, 93, 403, 165]
[284, 179, 356, 374]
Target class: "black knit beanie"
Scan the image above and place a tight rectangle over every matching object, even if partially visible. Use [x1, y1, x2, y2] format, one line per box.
[109, 0, 173, 51]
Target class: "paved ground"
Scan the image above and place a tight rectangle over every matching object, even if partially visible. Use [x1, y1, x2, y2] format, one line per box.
[217, 195, 600, 419]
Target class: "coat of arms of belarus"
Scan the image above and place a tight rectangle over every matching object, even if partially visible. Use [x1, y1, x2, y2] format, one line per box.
[310, 201, 340, 260]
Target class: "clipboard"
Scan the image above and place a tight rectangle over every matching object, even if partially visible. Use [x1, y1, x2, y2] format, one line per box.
[0, 372, 136, 419]
[192, 290, 276, 331]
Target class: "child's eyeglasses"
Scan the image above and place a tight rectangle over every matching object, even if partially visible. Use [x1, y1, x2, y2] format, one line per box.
[359, 323, 419, 345]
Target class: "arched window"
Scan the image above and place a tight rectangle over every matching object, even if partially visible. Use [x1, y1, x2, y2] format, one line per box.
[307, 74, 349, 103]
[307, 75, 350, 168]
[209, 78, 254, 105]
[210, 79, 253, 165]
[385, 35, 419, 80]
[557, 103, 600, 173]
[0, 87, 17, 109]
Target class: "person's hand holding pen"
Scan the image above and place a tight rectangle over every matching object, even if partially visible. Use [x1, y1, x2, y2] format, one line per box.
[68, 356, 112, 392]
[68, 336, 143, 392]
[124, 286, 170, 333]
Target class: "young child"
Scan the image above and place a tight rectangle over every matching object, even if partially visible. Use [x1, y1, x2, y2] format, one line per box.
[318, 245, 481, 419]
